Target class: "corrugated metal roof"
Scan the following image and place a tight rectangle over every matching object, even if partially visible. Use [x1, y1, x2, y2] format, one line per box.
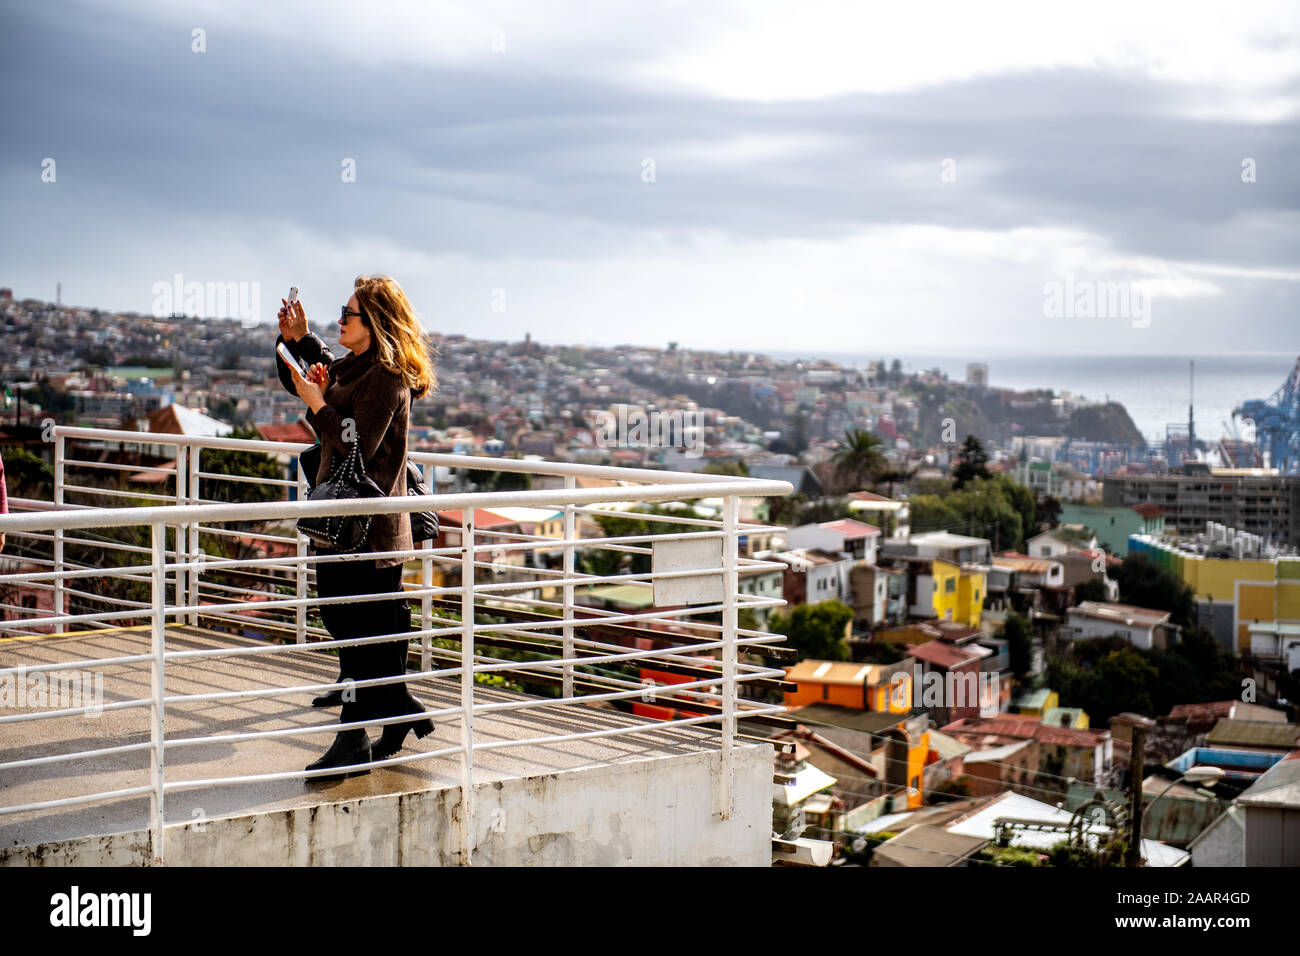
[963, 739, 1035, 764]
[943, 716, 1108, 748]
[773, 762, 838, 807]
[991, 555, 1060, 574]
[1070, 601, 1170, 628]
[1238, 749, 1300, 809]
[786, 659, 887, 686]
[787, 704, 917, 736]
[874, 824, 988, 867]
[1206, 719, 1300, 750]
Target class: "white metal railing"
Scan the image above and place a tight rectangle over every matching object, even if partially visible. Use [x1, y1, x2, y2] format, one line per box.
[0, 426, 794, 865]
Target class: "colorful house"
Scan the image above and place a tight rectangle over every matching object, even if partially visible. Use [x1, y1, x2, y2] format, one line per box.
[1129, 534, 1300, 653]
[930, 559, 987, 628]
[783, 659, 912, 713]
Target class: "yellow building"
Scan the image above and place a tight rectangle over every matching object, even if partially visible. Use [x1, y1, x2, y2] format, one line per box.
[1012, 688, 1059, 717]
[931, 559, 987, 629]
[1130, 536, 1300, 652]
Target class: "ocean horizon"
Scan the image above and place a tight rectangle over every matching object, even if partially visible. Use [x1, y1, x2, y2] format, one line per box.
[763, 349, 1298, 446]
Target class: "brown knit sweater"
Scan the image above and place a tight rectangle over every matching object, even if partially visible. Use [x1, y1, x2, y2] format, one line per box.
[303, 347, 411, 568]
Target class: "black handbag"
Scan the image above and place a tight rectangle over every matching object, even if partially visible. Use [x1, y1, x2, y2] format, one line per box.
[405, 460, 439, 543]
[296, 439, 386, 552]
[300, 444, 437, 543]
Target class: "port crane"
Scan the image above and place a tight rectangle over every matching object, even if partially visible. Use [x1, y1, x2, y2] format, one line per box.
[1235, 356, 1300, 475]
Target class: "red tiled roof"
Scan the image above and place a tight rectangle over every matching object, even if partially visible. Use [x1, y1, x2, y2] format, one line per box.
[1168, 701, 1235, 721]
[942, 717, 1108, 748]
[849, 491, 896, 502]
[256, 421, 315, 444]
[436, 509, 521, 528]
[907, 640, 982, 669]
[821, 518, 881, 538]
[1131, 502, 1166, 518]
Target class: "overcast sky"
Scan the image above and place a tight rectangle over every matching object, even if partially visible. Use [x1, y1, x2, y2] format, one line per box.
[2, 0, 1298, 356]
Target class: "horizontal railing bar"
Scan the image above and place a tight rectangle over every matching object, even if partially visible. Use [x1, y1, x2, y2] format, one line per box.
[0, 785, 157, 817]
[192, 525, 300, 544]
[57, 426, 792, 489]
[0, 740, 156, 771]
[0, 479, 793, 533]
[194, 472, 297, 488]
[61, 458, 177, 475]
[62, 484, 177, 503]
[0, 562, 158, 585]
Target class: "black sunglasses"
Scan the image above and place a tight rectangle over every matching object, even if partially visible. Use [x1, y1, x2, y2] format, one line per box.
[340, 306, 363, 324]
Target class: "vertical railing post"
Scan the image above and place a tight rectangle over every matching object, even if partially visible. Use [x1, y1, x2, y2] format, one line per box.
[420, 462, 434, 672]
[719, 494, 739, 819]
[459, 512, 476, 865]
[52, 431, 65, 618]
[187, 443, 201, 626]
[173, 445, 187, 617]
[149, 521, 167, 865]
[295, 460, 308, 644]
[562, 475, 575, 699]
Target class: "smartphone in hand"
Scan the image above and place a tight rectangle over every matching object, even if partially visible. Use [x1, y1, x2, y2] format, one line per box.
[276, 340, 309, 376]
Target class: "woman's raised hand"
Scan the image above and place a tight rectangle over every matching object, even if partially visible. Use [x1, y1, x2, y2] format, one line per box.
[278, 298, 308, 342]
[308, 362, 329, 388]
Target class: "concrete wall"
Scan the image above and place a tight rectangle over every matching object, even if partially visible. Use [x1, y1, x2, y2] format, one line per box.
[2, 744, 774, 867]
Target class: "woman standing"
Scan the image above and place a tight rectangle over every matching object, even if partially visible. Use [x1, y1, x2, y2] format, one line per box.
[278, 275, 437, 778]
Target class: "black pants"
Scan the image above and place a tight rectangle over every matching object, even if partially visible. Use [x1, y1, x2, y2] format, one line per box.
[314, 557, 417, 726]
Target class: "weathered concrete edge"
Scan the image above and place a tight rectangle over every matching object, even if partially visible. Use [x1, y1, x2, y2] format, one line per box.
[2, 741, 775, 866]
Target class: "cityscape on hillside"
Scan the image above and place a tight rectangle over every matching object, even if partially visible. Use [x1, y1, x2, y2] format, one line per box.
[3, 3, 1298, 906]
[2, 286, 1298, 874]
[3, 288, 1290, 485]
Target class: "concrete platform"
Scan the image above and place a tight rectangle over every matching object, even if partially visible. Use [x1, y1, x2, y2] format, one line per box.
[0, 625, 773, 865]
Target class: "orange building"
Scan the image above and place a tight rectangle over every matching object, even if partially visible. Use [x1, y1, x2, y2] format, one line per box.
[782, 659, 912, 713]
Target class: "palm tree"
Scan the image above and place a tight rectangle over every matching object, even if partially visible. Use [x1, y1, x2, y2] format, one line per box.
[832, 428, 888, 493]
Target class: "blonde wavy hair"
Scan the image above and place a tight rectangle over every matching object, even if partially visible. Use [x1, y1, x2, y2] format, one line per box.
[353, 274, 437, 398]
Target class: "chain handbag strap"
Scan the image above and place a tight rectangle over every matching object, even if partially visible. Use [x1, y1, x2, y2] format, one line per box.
[298, 429, 381, 551]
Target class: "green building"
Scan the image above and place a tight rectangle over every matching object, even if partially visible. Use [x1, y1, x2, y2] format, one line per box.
[1057, 503, 1165, 557]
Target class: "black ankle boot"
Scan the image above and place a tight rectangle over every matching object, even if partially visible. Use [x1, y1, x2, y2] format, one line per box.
[313, 671, 347, 707]
[371, 697, 434, 761]
[305, 729, 372, 780]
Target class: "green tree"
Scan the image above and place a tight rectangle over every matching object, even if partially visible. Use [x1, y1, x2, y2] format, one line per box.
[768, 600, 853, 662]
[909, 476, 1026, 550]
[995, 474, 1037, 550]
[199, 426, 283, 504]
[2, 446, 54, 499]
[951, 435, 991, 489]
[1048, 646, 1158, 723]
[767, 492, 808, 528]
[700, 460, 749, 477]
[831, 428, 887, 493]
[1116, 554, 1196, 627]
